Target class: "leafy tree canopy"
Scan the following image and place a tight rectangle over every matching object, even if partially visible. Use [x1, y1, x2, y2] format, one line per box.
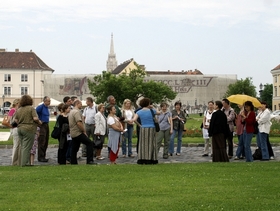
[224, 77, 257, 98]
[87, 63, 177, 107]
[260, 84, 273, 109]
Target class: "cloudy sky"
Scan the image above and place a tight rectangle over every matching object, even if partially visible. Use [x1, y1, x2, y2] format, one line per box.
[1, 0, 279, 92]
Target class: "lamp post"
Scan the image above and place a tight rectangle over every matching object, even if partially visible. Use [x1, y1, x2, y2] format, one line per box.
[259, 83, 263, 101]
[2, 95, 5, 115]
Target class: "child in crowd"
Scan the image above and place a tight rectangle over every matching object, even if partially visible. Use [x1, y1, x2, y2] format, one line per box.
[30, 127, 40, 165]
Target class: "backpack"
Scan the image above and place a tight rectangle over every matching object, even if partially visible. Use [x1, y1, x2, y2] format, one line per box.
[252, 148, 262, 160]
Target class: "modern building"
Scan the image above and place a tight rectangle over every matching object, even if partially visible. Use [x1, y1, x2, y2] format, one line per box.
[271, 64, 280, 111]
[0, 48, 54, 109]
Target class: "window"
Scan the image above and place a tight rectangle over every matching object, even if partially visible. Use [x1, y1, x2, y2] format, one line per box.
[4, 74, 11, 82]
[275, 76, 277, 83]
[4, 87, 11, 95]
[21, 87, 28, 95]
[21, 74, 28, 82]
[274, 86, 277, 97]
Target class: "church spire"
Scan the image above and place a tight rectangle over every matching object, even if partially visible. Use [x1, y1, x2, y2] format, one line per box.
[106, 33, 118, 72]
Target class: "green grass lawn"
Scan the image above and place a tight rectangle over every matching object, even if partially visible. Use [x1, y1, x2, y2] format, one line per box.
[1, 163, 280, 210]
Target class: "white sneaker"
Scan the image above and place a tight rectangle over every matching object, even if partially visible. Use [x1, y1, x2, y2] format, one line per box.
[270, 156, 275, 160]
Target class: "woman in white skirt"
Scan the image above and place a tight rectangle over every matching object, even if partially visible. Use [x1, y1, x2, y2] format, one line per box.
[202, 101, 215, 157]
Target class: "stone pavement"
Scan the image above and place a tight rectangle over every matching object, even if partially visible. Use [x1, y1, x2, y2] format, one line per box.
[0, 145, 279, 166]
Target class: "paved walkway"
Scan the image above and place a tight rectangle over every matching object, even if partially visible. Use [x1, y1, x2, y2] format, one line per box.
[1, 145, 279, 166]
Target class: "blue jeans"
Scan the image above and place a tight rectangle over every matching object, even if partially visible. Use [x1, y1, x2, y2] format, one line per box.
[169, 129, 182, 154]
[243, 131, 253, 162]
[235, 134, 245, 158]
[122, 125, 133, 156]
[258, 132, 269, 159]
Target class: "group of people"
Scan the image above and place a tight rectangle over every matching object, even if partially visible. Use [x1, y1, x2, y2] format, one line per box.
[202, 99, 274, 162]
[7, 93, 273, 166]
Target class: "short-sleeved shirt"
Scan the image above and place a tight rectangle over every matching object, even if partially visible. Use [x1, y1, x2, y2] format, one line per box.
[82, 104, 97, 125]
[158, 111, 172, 130]
[107, 116, 120, 126]
[69, 108, 83, 138]
[14, 106, 38, 133]
[136, 109, 156, 128]
[204, 110, 214, 126]
[36, 104, 50, 123]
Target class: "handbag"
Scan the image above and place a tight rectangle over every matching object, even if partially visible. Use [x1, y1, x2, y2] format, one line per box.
[94, 135, 103, 148]
[51, 120, 61, 139]
[150, 109, 160, 132]
[1, 115, 12, 128]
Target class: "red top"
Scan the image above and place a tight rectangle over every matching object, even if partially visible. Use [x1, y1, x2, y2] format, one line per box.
[243, 111, 256, 133]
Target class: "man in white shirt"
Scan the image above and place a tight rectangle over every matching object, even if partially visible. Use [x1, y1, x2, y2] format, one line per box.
[81, 97, 98, 157]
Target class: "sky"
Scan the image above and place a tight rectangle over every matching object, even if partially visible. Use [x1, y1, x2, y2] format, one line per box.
[1, 0, 280, 93]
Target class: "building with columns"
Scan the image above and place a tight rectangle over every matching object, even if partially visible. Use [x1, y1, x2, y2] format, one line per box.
[271, 64, 280, 111]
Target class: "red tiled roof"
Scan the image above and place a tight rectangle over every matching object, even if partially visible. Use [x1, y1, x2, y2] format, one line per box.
[0, 51, 54, 71]
[272, 64, 280, 71]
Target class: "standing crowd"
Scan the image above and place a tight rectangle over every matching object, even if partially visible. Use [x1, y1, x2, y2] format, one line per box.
[5, 94, 274, 166]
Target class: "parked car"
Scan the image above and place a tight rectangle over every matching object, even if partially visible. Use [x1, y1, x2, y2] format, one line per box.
[270, 110, 280, 119]
[1, 102, 11, 115]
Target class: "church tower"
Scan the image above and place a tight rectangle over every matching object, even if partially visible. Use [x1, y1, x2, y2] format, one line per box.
[106, 33, 118, 72]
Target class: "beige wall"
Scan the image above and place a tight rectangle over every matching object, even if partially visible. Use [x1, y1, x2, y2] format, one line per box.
[271, 69, 280, 111]
[0, 69, 52, 106]
[44, 74, 97, 103]
[144, 74, 237, 110]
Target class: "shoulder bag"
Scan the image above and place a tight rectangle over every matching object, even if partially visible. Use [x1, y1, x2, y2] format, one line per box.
[51, 119, 61, 139]
[150, 109, 160, 132]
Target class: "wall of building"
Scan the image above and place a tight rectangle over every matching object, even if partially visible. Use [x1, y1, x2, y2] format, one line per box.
[0, 69, 52, 106]
[44, 74, 97, 103]
[271, 69, 280, 111]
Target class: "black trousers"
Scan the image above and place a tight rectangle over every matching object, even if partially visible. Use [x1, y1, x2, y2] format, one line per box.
[225, 131, 233, 156]
[71, 133, 94, 164]
[38, 123, 49, 160]
[57, 137, 68, 165]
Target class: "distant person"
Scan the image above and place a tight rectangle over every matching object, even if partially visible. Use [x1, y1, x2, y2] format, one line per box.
[63, 96, 73, 163]
[222, 99, 235, 159]
[36, 96, 51, 162]
[234, 104, 245, 160]
[241, 101, 255, 162]
[156, 102, 173, 159]
[121, 99, 135, 158]
[94, 104, 107, 160]
[30, 127, 40, 166]
[104, 95, 123, 158]
[14, 95, 42, 166]
[81, 97, 98, 157]
[256, 101, 272, 161]
[57, 104, 71, 165]
[63, 96, 72, 107]
[131, 98, 160, 164]
[202, 101, 214, 157]
[208, 101, 229, 162]
[107, 105, 125, 164]
[8, 98, 20, 165]
[169, 101, 186, 156]
[68, 100, 95, 165]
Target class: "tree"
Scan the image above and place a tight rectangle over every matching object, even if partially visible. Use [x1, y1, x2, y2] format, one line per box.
[260, 84, 273, 109]
[224, 77, 257, 98]
[87, 64, 177, 107]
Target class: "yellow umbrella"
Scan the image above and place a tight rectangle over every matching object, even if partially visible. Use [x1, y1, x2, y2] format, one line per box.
[227, 94, 262, 108]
